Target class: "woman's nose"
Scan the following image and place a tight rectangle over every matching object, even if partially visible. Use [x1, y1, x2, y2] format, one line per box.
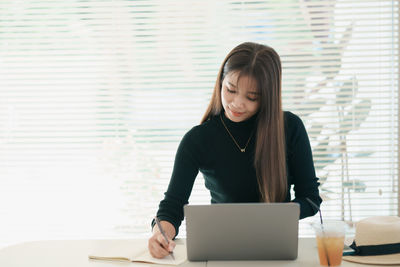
[232, 96, 245, 108]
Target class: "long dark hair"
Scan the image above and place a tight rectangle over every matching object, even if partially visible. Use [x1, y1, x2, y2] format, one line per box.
[201, 42, 287, 202]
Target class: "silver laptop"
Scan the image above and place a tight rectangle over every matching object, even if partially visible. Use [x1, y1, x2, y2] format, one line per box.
[184, 202, 300, 261]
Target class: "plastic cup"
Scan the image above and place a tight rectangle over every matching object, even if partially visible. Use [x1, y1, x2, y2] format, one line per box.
[312, 220, 345, 267]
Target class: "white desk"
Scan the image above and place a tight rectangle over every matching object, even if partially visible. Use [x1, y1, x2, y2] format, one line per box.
[0, 238, 383, 267]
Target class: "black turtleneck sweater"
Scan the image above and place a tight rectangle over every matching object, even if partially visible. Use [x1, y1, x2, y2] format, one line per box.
[154, 111, 322, 236]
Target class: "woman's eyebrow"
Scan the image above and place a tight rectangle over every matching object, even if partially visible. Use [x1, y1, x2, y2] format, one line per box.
[228, 82, 237, 88]
[228, 81, 259, 94]
[248, 91, 260, 95]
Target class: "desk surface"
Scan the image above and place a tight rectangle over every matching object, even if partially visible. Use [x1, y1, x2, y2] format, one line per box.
[0, 238, 384, 267]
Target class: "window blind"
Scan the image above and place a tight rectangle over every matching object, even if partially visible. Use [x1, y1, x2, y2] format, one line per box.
[0, 0, 398, 247]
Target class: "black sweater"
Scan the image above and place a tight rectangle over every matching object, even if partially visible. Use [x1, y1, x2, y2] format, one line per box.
[154, 111, 322, 236]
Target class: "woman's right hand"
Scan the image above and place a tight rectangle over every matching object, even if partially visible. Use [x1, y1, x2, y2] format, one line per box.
[148, 220, 176, 259]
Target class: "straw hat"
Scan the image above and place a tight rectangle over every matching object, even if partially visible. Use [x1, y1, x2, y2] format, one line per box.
[343, 216, 400, 265]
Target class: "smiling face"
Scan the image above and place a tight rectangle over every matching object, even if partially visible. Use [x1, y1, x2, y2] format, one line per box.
[221, 71, 261, 122]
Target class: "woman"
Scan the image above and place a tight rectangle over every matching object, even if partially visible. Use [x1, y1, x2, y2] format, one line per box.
[148, 42, 322, 258]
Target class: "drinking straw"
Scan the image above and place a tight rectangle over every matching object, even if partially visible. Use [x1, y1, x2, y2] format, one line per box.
[306, 197, 323, 226]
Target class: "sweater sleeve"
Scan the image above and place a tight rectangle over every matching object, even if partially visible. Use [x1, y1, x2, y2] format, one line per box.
[286, 112, 322, 219]
[152, 127, 201, 237]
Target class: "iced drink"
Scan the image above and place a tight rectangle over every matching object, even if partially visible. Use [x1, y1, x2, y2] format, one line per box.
[313, 221, 345, 267]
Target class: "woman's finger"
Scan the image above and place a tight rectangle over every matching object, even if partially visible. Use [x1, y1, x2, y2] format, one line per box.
[156, 233, 170, 249]
[167, 240, 176, 252]
[151, 241, 170, 258]
[149, 234, 172, 258]
[156, 234, 176, 252]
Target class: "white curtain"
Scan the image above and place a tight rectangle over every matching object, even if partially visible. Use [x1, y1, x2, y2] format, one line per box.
[0, 0, 398, 247]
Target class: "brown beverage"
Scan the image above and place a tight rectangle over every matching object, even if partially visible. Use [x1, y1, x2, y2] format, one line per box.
[316, 235, 345, 266]
[313, 221, 345, 267]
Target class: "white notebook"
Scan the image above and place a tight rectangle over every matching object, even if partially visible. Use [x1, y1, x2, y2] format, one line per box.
[88, 239, 186, 265]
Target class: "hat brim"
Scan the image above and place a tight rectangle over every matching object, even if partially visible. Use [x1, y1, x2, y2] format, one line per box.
[343, 253, 400, 265]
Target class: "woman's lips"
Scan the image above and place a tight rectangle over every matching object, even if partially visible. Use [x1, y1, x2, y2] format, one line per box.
[230, 109, 244, 117]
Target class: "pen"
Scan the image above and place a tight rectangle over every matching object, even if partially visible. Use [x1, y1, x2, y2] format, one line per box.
[154, 216, 175, 260]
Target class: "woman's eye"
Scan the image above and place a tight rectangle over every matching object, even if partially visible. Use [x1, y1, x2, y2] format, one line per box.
[227, 88, 235, 93]
[247, 97, 258, 102]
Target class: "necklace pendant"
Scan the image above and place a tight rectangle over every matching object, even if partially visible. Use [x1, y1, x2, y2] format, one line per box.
[240, 148, 245, 152]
